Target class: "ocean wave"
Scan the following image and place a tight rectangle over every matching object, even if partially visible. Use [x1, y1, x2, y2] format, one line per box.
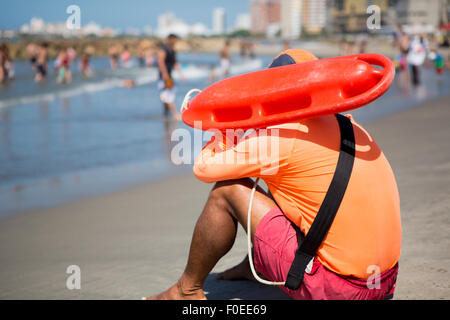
[0, 59, 263, 109]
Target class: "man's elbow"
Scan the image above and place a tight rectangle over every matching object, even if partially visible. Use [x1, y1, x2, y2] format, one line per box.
[193, 166, 212, 183]
[193, 163, 222, 183]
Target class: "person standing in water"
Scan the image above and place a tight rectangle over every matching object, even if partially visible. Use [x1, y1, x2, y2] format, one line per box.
[35, 42, 48, 83]
[0, 42, 14, 83]
[26, 42, 39, 70]
[121, 45, 131, 68]
[80, 52, 92, 78]
[56, 48, 72, 84]
[157, 34, 184, 120]
[108, 45, 120, 70]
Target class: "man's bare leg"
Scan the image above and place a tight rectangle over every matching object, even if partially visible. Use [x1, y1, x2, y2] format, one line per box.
[215, 255, 256, 281]
[146, 178, 278, 300]
[165, 102, 181, 121]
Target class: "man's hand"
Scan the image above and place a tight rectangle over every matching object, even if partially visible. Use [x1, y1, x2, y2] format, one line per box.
[176, 64, 186, 84]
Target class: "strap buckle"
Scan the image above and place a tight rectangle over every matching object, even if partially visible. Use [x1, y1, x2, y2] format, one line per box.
[305, 257, 314, 274]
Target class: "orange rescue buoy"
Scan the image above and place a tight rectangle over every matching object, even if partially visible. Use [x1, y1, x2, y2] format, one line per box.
[181, 54, 394, 131]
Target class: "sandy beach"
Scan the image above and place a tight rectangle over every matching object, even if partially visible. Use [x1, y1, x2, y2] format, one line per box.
[0, 95, 449, 300]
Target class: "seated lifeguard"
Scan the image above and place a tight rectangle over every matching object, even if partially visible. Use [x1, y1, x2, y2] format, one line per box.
[147, 49, 402, 300]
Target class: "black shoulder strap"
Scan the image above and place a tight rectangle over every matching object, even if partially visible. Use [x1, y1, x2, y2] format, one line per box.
[284, 114, 356, 290]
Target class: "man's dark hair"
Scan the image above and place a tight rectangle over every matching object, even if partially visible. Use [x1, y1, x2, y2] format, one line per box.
[168, 34, 179, 39]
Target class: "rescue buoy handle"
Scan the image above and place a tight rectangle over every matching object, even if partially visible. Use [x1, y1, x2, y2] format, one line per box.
[181, 88, 202, 113]
[355, 53, 394, 86]
[333, 54, 395, 113]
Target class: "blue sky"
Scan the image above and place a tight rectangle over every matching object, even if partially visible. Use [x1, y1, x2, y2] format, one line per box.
[0, 0, 249, 30]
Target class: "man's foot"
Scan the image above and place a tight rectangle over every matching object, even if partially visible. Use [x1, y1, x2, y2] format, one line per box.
[143, 280, 207, 300]
[216, 256, 256, 282]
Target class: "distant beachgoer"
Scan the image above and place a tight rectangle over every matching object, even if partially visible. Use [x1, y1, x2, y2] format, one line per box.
[398, 33, 410, 56]
[219, 39, 231, 79]
[145, 47, 156, 67]
[339, 38, 348, 56]
[0, 43, 7, 83]
[80, 53, 92, 77]
[393, 27, 410, 94]
[67, 47, 77, 62]
[394, 53, 407, 72]
[283, 39, 291, 51]
[157, 34, 185, 120]
[248, 41, 256, 59]
[239, 40, 247, 58]
[26, 42, 39, 70]
[347, 41, 356, 55]
[358, 40, 367, 54]
[138, 44, 146, 68]
[35, 42, 48, 83]
[430, 50, 444, 76]
[0, 43, 14, 83]
[108, 45, 120, 70]
[209, 63, 216, 84]
[121, 79, 136, 88]
[121, 45, 131, 68]
[394, 26, 410, 67]
[407, 35, 426, 86]
[56, 48, 72, 84]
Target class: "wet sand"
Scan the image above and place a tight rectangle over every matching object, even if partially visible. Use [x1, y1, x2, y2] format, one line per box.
[0, 95, 449, 299]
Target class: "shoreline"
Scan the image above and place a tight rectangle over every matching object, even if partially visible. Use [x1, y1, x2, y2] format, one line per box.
[0, 95, 449, 299]
[8, 36, 449, 61]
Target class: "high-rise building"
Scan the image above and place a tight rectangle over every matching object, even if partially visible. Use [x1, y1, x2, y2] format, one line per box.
[250, 0, 281, 35]
[331, 0, 389, 33]
[29, 17, 45, 34]
[331, 0, 446, 34]
[235, 13, 251, 30]
[157, 12, 190, 38]
[281, 0, 302, 39]
[302, 0, 327, 34]
[213, 7, 226, 35]
[389, 0, 446, 32]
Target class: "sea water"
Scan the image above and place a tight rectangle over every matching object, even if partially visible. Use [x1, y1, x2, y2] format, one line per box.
[0, 53, 448, 217]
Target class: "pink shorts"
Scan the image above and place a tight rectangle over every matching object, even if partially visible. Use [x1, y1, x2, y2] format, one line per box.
[253, 208, 399, 300]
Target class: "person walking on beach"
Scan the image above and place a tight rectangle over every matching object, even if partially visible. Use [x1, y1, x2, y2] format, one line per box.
[219, 39, 231, 79]
[147, 50, 401, 300]
[157, 34, 184, 120]
[407, 35, 427, 86]
[393, 27, 410, 93]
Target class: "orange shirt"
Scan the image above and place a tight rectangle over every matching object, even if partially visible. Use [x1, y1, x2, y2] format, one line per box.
[193, 114, 402, 279]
